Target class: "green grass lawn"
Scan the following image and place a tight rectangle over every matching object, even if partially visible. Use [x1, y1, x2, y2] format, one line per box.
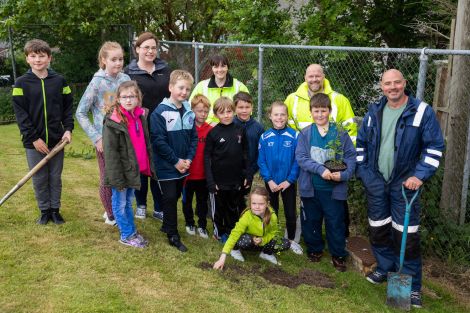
[0, 123, 467, 313]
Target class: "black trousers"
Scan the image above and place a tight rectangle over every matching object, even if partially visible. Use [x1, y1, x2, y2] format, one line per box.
[265, 183, 297, 240]
[236, 234, 290, 255]
[182, 179, 209, 229]
[209, 189, 245, 238]
[160, 178, 184, 237]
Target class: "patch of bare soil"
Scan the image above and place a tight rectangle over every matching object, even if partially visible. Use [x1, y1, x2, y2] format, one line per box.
[198, 262, 335, 289]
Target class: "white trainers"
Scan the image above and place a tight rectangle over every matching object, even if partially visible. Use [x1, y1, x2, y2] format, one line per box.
[185, 225, 196, 235]
[197, 227, 209, 239]
[104, 216, 117, 226]
[135, 205, 146, 219]
[230, 249, 245, 262]
[289, 240, 303, 255]
[259, 252, 278, 265]
[102, 211, 108, 220]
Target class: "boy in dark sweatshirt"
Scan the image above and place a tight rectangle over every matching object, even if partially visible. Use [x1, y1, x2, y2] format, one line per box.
[204, 97, 251, 243]
[232, 92, 264, 177]
[12, 39, 74, 225]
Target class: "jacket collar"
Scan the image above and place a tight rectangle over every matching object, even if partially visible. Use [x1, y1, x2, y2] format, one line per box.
[371, 91, 419, 118]
[126, 58, 169, 75]
[160, 97, 192, 112]
[207, 72, 234, 88]
[27, 68, 57, 79]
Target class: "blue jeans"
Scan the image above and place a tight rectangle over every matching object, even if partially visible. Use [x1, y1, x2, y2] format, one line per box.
[112, 188, 136, 240]
[301, 191, 347, 258]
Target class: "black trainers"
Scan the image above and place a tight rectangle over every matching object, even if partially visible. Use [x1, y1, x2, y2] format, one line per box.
[411, 291, 423, 308]
[152, 210, 164, 222]
[307, 252, 323, 262]
[37, 210, 51, 225]
[50, 209, 65, 224]
[331, 256, 347, 272]
[366, 270, 387, 284]
[168, 235, 188, 252]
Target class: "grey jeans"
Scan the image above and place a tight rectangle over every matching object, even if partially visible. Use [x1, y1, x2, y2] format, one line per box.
[25, 148, 64, 211]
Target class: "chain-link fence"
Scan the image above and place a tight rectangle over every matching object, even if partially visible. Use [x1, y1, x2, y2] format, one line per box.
[1, 32, 469, 275]
[159, 40, 470, 273]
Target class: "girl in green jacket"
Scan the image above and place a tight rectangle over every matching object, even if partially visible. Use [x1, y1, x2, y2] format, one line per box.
[213, 187, 291, 269]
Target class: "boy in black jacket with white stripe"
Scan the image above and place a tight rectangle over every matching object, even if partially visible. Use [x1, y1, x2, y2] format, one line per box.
[204, 97, 251, 243]
[12, 39, 74, 225]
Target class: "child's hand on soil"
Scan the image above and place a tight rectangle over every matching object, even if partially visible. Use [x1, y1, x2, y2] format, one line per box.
[213, 254, 227, 270]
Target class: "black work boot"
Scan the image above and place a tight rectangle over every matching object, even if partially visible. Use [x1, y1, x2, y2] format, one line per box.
[50, 208, 65, 225]
[168, 235, 188, 252]
[37, 209, 51, 225]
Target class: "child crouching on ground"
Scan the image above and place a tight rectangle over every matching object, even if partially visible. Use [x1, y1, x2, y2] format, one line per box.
[295, 93, 356, 271]
[213, 186, 291, 269]
[103, 81, 154, 248]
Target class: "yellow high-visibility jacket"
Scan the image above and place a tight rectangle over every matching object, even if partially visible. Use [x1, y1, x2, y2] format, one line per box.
[190, 73, 249, 124]
[285, 79, 357, 144]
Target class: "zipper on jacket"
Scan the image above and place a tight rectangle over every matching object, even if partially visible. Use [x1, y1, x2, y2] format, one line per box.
[41, 78, 49, 145]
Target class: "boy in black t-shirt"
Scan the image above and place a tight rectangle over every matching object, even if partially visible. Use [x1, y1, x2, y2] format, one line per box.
[204, 97, 251, 243]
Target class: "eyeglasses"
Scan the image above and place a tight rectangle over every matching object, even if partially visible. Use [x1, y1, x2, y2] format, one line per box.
[140, 46, 158, 52]
[119, 95, 137, 101]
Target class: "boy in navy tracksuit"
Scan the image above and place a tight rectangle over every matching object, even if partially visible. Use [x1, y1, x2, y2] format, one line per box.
[233, 92, 264, 179]
[258, 101, 302, 254]
[151, 70, 198, 252]
[204, 97, 251, 243]
[12, 39, 74, 225]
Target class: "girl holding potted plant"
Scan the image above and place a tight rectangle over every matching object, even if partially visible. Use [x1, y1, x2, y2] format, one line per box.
[295, 93, 356, 272]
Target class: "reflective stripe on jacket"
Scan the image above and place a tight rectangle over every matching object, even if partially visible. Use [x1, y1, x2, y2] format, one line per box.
[356, 93, 444, 185]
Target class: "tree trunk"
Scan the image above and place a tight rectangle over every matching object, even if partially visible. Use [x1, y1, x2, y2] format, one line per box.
[440, 0, 470, 224]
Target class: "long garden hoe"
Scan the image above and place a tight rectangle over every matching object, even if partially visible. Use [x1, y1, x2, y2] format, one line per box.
[0, 139, 69, 207]
[386, 185, 420, 311]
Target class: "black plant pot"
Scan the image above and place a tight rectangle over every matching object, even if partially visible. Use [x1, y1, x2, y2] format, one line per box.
[324, 160, 347, 173]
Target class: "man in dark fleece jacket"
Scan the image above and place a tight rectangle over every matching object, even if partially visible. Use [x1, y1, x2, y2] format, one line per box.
[204, 97, 251, 243]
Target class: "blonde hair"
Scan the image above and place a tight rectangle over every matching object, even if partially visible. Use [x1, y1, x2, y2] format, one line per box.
[98, 41, 124, 70]
[266, 100, 288, 117]
[243, 186, 272, 227]
[191, 94, 210, 109]
[213, 97, 234, 116]
[169, 70, 194, 86]
[105, 81, 143, 125]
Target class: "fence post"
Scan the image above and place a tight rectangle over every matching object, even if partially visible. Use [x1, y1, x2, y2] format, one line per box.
[128, 24, 134, 62]
[257, 44, 264, 122]
[8, 25, 17, 82]
[416, 48, 428, 100]
[194, 42, 200, 85]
